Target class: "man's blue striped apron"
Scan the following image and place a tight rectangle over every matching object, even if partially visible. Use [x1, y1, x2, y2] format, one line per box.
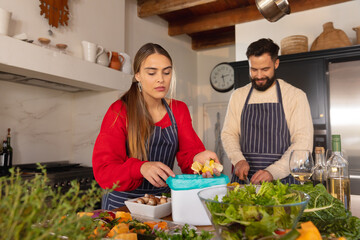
[102, 99, 178, 210]
[231, 80, 297, 184]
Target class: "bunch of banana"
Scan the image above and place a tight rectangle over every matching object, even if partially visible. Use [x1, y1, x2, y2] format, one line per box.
[191, 159, 223, 175]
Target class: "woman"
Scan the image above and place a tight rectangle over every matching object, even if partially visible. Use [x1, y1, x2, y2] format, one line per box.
[93, 43, 220, 210]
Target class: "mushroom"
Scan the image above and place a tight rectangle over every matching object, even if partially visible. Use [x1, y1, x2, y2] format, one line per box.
[136, 198, 145, 204]
[142, 196, 150, 204]
[160, 196, 167, 204]
[147, 197, 157, 206]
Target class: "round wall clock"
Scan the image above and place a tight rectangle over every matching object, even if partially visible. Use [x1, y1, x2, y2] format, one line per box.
[210, 63, 235, 92]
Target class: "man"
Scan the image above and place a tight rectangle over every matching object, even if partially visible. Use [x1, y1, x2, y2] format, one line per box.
[221, 38, 313, 184]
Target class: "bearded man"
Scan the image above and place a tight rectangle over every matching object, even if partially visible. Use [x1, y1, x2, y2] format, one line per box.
[221, 38, 313, 184]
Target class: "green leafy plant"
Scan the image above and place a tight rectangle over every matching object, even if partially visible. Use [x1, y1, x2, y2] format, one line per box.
[289, 183, 360, 240]
[154, 224, 213, 240]
[0, 166, 104, 240]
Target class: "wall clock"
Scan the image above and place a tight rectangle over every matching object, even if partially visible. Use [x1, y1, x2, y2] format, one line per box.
[210, 62, 234, 92]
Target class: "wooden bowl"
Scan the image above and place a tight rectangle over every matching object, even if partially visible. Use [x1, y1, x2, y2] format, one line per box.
[38, 37, 51, 45]
[281, 35, 308, 55]
[56, 43, 67, 50]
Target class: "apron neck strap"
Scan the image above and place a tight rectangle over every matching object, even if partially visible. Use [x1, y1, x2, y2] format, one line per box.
[244, 80, 282, 106]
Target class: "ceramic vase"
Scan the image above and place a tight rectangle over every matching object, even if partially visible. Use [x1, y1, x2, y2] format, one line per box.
[310, 22, 351, 51]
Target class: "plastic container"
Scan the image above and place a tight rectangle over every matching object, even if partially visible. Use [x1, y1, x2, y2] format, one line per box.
[166, 174, 229, 226]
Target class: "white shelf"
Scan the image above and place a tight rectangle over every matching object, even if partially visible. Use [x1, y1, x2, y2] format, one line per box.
[0, 35, 132, 92]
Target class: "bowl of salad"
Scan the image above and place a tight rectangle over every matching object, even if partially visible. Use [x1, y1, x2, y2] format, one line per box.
[197, 181, 310, 240]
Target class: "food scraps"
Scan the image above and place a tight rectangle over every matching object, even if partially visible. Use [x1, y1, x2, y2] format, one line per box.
[191, 159, 223, 175]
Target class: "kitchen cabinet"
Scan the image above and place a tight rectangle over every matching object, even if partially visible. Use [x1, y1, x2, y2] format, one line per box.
[229, 44, 360, 145]
[276, 58, 326, 125]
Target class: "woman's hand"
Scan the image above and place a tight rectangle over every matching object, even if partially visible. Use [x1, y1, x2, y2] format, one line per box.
[140, 162, 175, 188]
[193, 150, 221, 178]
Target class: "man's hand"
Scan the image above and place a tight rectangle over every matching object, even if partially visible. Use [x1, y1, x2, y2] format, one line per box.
[140, 162, 175, 188]
[250, 170, 273, 184]
[234, 160, 250, 180]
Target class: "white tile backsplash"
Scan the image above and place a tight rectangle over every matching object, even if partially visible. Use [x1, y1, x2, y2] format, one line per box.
[0, 80, 122, 166]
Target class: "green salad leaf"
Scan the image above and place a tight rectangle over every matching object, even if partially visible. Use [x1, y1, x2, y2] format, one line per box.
[154, 224, 213, 240]
[206, 181, 305, 240]
[289, 183, 360, 240]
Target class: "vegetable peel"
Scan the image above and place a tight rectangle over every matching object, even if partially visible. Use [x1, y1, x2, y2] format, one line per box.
[191, 159, 223, 175]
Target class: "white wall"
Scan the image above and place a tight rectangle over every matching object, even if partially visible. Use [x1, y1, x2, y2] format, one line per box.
[196, 46, 236, 176]
[0, 0, 126, 166]
[0, 0, 125, 58]
[235, 1, 360, 60]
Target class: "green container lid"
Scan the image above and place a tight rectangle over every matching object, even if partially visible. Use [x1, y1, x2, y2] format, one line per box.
[166, 174, 230, 191]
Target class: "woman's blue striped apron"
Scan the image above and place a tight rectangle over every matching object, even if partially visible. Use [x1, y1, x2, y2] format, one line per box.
[231, 80, 297, 184]
[102, 99, 178, 210]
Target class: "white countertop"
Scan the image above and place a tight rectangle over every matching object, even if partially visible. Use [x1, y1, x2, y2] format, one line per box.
[351, 195, 360, 217]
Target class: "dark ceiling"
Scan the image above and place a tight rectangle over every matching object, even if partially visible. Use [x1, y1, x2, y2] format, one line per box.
[137, 0, 352, 50]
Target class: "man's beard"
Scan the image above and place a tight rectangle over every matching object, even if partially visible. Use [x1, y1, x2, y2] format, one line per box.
[250, 74, 277, 91]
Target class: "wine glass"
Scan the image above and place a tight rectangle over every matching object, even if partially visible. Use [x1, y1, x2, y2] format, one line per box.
[289, 150, 314, 185]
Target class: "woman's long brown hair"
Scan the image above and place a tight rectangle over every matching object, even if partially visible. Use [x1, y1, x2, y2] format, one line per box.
[120, 43, 173, 161]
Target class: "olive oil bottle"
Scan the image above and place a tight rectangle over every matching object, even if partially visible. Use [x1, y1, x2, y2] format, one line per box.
[327, 135, 350, 210]
[312, 146, 327, 187]
[6, 128, 13, 168]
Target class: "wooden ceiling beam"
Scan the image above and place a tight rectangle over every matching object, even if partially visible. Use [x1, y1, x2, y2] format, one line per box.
[288, 0, 352, 12]
[191, 29, 235, 50]
[169, 5, 261, 36]
[169, 0, 352, 36]
[137, 0, 217, 18]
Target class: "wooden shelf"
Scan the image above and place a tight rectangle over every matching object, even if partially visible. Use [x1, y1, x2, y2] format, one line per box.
[0, 35, 132, 92]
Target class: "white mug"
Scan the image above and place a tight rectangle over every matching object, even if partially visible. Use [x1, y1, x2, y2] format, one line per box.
[0, 8, 12, 36]
[120, 52, 132, 74]
[96, 49, 110, 66]
[81, 41, 104, 63]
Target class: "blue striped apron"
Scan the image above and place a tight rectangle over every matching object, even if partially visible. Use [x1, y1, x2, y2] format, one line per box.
[102, 99, 178, 210]
[231, 80, 297, 184]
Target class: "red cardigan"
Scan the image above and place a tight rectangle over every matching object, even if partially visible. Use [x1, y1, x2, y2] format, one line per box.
[92, 99, 205, 191]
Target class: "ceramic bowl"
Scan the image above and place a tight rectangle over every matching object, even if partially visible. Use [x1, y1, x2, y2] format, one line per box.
[124, 197, 172, 219]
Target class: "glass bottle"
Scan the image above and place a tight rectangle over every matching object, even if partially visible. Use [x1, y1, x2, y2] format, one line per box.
[312, 146, 327, 187]
[6, 128, 13, 168]
[327, 135, 351, 210]
[0, 141, 3, 167]
[1, 140, 7, 175]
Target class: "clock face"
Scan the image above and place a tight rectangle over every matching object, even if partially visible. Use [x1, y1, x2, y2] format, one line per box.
[210, 63, 235, 92]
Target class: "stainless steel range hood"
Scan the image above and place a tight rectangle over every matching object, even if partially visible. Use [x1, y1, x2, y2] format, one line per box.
[0, 35, 131, 92]
[0, 71, 87, 92]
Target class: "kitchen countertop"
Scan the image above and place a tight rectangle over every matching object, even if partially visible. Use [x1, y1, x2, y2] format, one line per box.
[115, 196, 360, 231]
